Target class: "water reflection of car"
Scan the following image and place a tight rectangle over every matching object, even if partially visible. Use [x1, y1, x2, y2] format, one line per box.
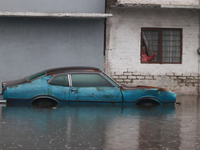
[1, 67, 176, 107]
[0, 106, 176, 149]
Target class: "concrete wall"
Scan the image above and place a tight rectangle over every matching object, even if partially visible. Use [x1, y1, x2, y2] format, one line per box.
[106, 8, 199, 95]
[0, 0, 105, 13]
[0, 17, 104, 82]
[117, 0, 199, 5]
[0, 0, 106, 88]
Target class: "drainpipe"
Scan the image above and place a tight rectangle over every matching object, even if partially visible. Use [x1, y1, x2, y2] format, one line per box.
[199, 0, 200, 95]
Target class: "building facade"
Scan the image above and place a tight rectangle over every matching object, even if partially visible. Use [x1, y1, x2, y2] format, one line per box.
[106, 0, 200, 95]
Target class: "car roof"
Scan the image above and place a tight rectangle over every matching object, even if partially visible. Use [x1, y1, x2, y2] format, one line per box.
[45, 66, 101, 75]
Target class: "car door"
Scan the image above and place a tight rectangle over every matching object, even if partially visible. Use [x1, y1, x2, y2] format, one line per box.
[48, 74, 70, 101]
[69, 73, 122, 102]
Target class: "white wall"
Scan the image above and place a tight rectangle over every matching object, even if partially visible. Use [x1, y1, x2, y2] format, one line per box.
[106, 8, 199, 75]
[118, 0, 199, 5]
[106, 8, 199, 95]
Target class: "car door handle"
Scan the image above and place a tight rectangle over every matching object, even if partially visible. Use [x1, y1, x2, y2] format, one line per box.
[71, 89, 78, 92]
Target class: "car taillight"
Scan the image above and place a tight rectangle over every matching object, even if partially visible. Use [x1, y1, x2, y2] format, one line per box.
[2, 84, 6, 94]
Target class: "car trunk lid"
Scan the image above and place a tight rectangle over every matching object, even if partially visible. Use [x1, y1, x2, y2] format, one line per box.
[2, 78, 28, 87]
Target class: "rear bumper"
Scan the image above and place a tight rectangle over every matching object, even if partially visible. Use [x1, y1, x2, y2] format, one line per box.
[0, 100, 6, 104]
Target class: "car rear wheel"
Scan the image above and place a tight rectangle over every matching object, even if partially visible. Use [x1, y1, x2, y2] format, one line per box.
[31, 98, 58, 108]
[136, 99, 160, 108]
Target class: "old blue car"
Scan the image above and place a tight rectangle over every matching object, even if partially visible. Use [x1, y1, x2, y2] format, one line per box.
[1, 67, 176, 107]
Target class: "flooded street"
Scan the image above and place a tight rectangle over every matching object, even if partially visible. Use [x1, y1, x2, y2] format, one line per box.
[0, 96, 200, 150]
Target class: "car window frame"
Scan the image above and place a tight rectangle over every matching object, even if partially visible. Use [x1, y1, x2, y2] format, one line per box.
[48, 73, 70, 87]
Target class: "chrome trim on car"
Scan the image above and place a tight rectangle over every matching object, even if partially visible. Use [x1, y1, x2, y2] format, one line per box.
[68, 74, 72, 87]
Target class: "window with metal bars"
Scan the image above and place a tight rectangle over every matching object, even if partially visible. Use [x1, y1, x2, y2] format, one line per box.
[141, 28, 182, 64]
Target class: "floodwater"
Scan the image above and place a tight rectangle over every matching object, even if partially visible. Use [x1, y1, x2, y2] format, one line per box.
[0, 96, 200, 150]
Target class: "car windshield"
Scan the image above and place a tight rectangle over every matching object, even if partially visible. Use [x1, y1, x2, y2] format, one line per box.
[103, 72, 120, 87]
[26, 71, 46, 82]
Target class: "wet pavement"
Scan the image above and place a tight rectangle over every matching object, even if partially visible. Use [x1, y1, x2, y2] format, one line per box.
[0, 96, 199, 150]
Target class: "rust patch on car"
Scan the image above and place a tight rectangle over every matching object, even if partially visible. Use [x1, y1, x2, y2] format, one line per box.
[136, 85, 167, 91]
[46, 67, 101, 75]
[120, 84, 167, 91]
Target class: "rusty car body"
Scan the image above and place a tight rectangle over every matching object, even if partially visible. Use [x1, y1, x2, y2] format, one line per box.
[1, 67, 176, 107]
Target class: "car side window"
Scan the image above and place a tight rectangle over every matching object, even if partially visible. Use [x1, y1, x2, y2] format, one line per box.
[71, 74, 113, 87]
[49, 75, 69, 87]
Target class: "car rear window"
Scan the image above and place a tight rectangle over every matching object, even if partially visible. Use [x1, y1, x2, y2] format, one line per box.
[26, 71, 46, 82]
[49, 75, 69, 86]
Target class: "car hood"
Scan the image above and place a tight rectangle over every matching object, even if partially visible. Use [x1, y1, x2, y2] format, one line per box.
[120, 84, 167, 91]
[2, 78, 28, 87]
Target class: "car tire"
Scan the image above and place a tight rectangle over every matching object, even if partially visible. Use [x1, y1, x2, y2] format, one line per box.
[136, 99, 160, 108]
[31, 99, 58, 108]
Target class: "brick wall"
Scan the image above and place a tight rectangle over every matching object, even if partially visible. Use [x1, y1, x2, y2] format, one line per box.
[110, 71, 199, 95]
